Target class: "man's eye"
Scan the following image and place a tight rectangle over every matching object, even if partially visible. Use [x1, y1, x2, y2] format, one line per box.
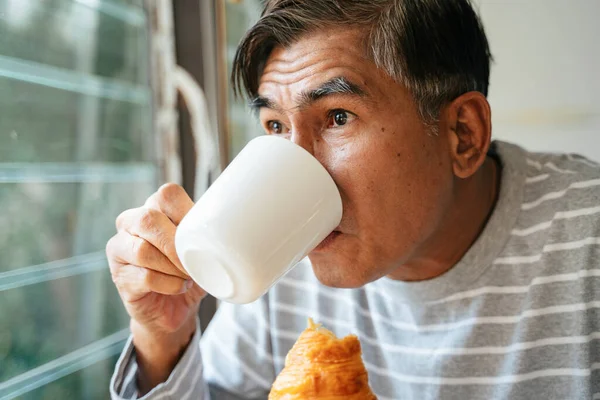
[267, 120, 289, 134]
[327, 110, 355, 128]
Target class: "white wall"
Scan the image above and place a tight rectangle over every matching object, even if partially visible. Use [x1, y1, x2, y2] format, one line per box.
[475, 0, 600, 161]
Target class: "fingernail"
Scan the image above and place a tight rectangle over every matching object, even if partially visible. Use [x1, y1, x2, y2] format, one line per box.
[185, 280, 194, 290]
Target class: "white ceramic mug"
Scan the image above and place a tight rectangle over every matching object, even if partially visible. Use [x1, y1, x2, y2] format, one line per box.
[175, 135, 342, 304]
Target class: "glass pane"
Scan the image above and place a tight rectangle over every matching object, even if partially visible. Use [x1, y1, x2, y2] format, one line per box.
[0, 77, 152, 163]
[0, 0, 155, 395]
[105, 0, 144, 8]
[223, 0, 263, 159]
[0, 269, 130, 382]
[18, 354, 122, 400]
[0, 0, 149, 84]
[0, 180, 156, 272]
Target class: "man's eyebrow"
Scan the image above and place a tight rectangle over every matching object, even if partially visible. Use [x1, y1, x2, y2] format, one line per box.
[248, 76, 367, 114]
[249, 95, 278, 113]
[297, 76, 366, 107]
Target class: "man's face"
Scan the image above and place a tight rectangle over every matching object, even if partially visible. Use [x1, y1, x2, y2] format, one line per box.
[256, 28, 456, 287]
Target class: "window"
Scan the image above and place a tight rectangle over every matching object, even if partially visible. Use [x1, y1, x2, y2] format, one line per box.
[0, 0, 156, 398]
[222, 0, 263, 160]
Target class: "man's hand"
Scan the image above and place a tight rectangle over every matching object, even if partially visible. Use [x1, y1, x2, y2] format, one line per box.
[106, 183, 206, 393]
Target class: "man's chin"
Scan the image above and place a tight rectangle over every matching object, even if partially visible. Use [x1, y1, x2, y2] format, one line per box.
[307, 254, 370, 289]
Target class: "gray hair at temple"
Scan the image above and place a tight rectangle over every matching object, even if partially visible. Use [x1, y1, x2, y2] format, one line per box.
[231, 0, 493, 131]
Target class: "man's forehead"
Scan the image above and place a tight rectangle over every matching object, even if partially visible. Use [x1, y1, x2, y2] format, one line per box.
[257, 37, 373, 99]
[258, 28, 369, 81]
[270, 26, 366, 57]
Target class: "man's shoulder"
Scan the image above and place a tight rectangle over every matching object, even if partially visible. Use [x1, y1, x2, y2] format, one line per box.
[520, 148, 600, 211]
[524, 149, 600, 181]
[507, 146, 600, 264]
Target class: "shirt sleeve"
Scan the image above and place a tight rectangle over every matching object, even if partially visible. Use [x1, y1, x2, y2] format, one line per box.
[110, 294, 276, 400]
[110, 318, 210, 400]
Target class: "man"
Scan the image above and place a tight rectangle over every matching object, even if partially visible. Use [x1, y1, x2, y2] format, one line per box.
[108, 0, 600, 399]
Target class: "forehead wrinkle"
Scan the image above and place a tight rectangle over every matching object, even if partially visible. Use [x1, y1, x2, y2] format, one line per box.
[263, 37, 368, 74]
[260, 43, 371, 89]
[260, 60, 338, 88]
[263, 55, 331, 75]
[258, 45, 377, 114]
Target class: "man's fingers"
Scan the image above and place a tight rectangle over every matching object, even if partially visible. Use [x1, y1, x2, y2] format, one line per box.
[115, 207, 186, 274]
[106, 231, 188, 279]
[144, 183, 194, 225]
[112, 183, 193, 278]
[110, 264, 191, 302]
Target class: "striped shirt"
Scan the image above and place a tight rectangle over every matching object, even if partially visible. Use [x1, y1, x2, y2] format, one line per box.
[111, 141, 600, 399]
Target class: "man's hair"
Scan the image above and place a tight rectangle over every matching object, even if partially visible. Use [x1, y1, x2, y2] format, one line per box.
[232, 0, 492, 127]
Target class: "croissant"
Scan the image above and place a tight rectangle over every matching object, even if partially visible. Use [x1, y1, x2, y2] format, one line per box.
[269, 319, 377, 399]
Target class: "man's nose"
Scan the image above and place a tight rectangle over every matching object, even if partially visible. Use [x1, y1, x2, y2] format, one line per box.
[290, 130, 315, 156]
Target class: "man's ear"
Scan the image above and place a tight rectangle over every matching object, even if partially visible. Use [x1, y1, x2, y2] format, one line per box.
[442, 92, 492, 179]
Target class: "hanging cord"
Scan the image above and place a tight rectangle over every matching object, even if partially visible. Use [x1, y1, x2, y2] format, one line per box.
[174, 66, 221, 199]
